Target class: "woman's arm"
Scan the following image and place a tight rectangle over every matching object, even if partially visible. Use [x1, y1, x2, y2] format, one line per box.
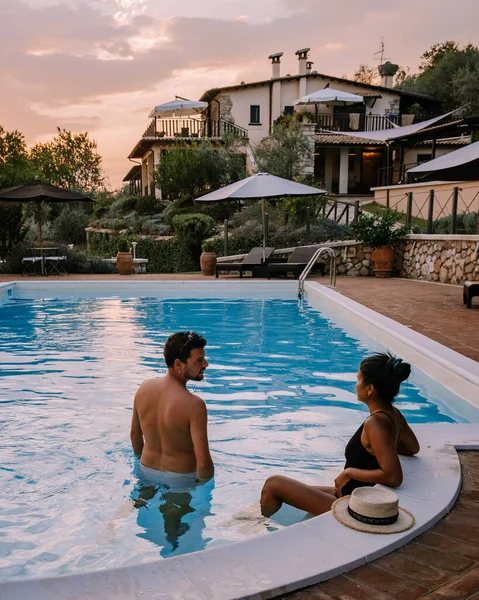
[397, 414, 420, 456]
[334, 414, 403, 496]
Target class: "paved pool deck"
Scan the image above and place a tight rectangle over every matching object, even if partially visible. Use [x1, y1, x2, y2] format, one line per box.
[278, 450, 479, 600]
[316, 277, 479, 364]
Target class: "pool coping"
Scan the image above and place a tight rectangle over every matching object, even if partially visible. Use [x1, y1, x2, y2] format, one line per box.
[1, 280, 479, 600]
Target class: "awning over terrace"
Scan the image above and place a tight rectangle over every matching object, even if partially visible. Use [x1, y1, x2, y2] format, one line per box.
[331, 111, 458, 142]
[407, 140, 478, 181]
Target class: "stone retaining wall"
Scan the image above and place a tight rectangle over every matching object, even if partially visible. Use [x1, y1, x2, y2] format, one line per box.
[397, 235, 479, 284]
[333, 243, 374, 277]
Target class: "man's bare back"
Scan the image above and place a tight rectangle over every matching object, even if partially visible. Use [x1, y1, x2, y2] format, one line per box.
[130, 332, 214, 481]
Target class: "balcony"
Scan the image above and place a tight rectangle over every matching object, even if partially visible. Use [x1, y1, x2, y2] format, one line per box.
[314, 112, 459, 132]
[143, 117, 248, 139]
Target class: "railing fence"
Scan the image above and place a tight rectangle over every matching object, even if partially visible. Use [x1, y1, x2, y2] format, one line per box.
[382, 185, 479, 234]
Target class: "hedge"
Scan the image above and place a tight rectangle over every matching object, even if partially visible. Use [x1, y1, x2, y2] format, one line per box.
[88, 231, 199, 273]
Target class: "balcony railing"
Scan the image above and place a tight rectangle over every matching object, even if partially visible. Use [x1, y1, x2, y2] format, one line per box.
[315, 113, 400, 132]
[314, 112, 460, 133]
[143, 117, 248, 139]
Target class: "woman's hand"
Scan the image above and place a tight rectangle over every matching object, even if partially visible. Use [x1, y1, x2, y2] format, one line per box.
[334, 469, 352, 497]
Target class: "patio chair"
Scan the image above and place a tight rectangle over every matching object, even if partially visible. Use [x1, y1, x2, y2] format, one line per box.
[45, 255, 68, 276]
[463, 281, 479, 309]
[261, 246, 325, 279]
[22, 256, 43, 276]
[215, 247, 274, 278]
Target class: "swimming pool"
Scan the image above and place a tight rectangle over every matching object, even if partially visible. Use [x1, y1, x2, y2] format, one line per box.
[1, 281, 478, 583]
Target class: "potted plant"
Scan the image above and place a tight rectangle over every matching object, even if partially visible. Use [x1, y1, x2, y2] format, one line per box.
[351, 210, 410, 278]
[116, 237, 133, 275]
[200, 238, 217, 276]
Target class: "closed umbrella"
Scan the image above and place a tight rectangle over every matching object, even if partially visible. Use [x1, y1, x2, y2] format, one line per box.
[195, 173, 327, 259]
[0, 180, 94, 246]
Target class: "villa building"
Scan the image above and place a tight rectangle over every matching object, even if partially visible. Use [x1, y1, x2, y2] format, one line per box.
[124, 48, 472, 198]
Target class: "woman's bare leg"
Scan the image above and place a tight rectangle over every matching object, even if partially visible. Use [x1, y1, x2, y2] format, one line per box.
[260, 476, 336, 517]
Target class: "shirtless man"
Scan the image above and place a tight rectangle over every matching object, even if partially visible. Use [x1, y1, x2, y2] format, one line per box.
[130, 331, 214, 484]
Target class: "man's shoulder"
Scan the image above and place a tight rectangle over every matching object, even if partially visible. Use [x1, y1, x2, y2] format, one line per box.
[136, 376, 165, 397]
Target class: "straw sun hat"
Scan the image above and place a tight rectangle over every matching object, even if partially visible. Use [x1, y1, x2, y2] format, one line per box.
[332, 487, 415, 534]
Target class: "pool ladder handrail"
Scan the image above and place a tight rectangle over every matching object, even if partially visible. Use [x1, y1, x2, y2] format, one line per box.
[298, 246, 336, 298]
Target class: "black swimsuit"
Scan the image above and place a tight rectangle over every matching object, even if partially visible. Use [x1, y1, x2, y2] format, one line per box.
[341, 410, 398, 496]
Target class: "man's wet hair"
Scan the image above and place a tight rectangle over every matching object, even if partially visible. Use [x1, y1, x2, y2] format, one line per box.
[360, 352, 411, 404]
[164, 331, 207, 367]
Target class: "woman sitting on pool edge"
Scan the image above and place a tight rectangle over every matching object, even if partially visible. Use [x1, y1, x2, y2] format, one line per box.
[260, 353, 420, 517]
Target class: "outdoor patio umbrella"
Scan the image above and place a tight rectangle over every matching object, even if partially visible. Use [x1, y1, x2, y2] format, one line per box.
[0, 180, 94, 246]
[294, 86, 364, 124]
[195, 172, 327, 259]
[148, 99, 208, 118]
[294, 87, 364, 106]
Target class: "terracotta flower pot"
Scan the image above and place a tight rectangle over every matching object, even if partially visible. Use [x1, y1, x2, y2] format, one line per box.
[200, 252, 217, 276]
[117, 251, 133, 275]
[371, 246, 395, 278]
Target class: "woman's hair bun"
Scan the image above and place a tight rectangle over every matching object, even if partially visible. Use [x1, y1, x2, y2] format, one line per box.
[386, 356, 411, 383]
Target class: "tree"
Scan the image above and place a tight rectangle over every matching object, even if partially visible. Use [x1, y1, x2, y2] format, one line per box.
[29, 128, 106, 192]
[0, 126, 33, 260]
[395, 42, 479, 115]
[154, 139, 246, 202]
[0, 126, 35, 188]
[419, 41, 459, 72]
[353, 64, 378, 85]
[254, 118, 312, 180]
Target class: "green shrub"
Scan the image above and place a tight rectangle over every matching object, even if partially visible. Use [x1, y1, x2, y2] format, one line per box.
[434, 212, 478, 234]
[117, 237, 130, 252]
[88, 231, 200, 272]
[0, 203, 26, 262]
[135, 194, 163, 216]
[52, 205, 89, 245]
[201, 238, 219, 252]
[351, 210, 410, 247]
[172, 213, 216, 261]
[271, 221, 351, 247]
[3, 242, 31, 273]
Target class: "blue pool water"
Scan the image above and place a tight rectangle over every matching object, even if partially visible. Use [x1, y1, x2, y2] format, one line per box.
[0, 289, 475, 580]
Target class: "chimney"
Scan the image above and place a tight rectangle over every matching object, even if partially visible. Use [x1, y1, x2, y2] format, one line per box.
[269, 52, 283, 79]
[306, 61, 314, 74]
[378, 61, 399, 88]
[295, 47, 310, 75]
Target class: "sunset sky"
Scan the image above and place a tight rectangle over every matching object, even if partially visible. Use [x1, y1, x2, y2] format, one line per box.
[1, 0, 477, 189]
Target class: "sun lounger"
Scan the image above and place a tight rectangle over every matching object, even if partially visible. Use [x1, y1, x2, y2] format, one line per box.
[261, 246, 325, 279]
[463, 281, 479, 309]
[215, 247, 274, 278]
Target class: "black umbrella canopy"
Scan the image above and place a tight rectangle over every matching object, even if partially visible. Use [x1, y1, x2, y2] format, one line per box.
[0, 181, 94, 202]
[0, 180, 94, 246]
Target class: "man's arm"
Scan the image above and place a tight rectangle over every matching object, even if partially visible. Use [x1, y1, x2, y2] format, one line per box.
[130, 401, 144, 457]
[190, 398, 214, 481]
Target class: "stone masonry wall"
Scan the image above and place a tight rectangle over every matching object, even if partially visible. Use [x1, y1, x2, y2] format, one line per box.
[397, 236, 479, 284]
[333, 243, 373, 277]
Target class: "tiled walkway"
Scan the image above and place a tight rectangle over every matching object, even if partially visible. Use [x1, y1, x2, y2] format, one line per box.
[279, 451, 479, 600]
[311, 277, 479, 363]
